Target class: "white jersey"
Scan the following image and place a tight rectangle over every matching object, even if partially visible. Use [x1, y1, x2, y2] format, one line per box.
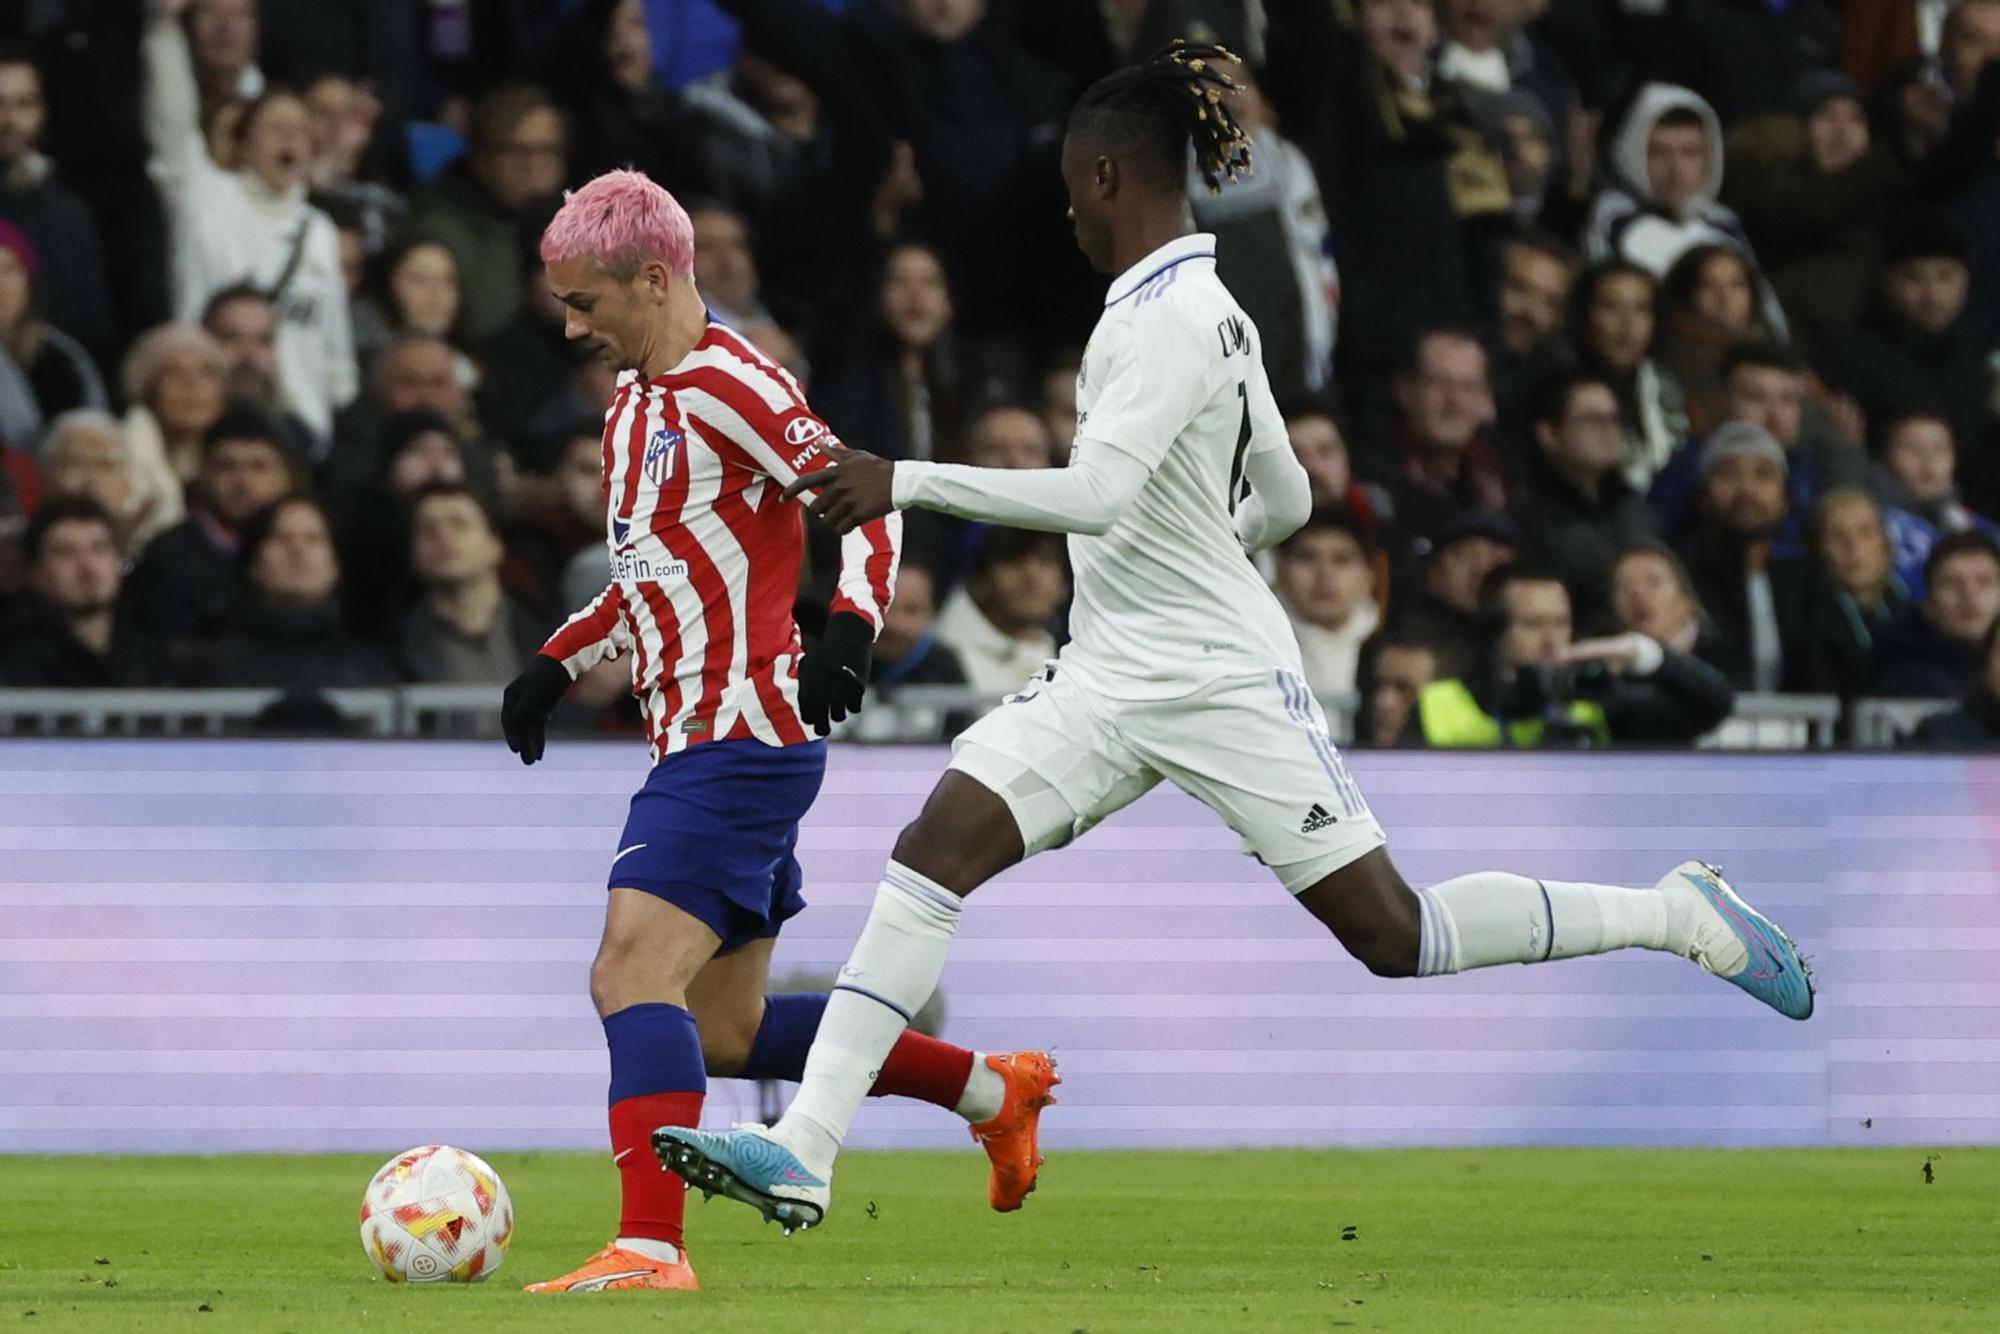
[1063, 232, 1301, 700]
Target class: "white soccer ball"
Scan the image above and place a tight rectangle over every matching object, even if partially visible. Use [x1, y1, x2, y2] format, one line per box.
[359, 1144, 514, 1283]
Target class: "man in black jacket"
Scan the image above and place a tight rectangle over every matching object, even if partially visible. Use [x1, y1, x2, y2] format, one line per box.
[1511, 369, 1657, 618]
[0, 495, 168, 686]
[1818, 211, 1994, 511]
[1874, 531, 2000, 698]
[1909, 619, 2000, 749]
[1673, 421, 1822, 692]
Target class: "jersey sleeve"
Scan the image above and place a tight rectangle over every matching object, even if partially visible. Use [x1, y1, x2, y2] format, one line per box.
[1074, 310, 1214, 469]
[680, 354, 903, 633]
[540, 582, 633, 678]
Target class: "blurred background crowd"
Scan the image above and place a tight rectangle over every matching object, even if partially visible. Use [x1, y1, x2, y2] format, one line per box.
[2, 0, 1999, 750]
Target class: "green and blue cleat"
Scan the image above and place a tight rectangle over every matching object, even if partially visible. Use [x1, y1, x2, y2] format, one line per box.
[654, 1124, 830, 1235]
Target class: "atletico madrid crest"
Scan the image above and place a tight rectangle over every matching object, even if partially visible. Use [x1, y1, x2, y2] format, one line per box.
[644, 427, 683, 485]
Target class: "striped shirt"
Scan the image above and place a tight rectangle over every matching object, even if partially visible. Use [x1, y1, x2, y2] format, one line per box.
[540, 322, 900, 757]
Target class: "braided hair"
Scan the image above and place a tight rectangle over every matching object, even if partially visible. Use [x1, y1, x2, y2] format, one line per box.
[1068, 40, 1253, 194]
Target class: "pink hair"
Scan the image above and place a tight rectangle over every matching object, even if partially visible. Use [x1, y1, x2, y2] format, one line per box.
[538, 168, 694, 281]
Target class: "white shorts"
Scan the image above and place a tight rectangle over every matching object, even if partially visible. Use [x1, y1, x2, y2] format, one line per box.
[949, 662, 1387, 892]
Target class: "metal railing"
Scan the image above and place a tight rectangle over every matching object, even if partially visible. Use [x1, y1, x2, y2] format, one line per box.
[0, 685, 1961, 749]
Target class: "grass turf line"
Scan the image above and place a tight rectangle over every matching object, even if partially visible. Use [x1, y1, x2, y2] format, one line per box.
[0, 1148, 1994, 1332]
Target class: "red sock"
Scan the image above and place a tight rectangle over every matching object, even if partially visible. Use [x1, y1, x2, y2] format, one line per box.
[609, 1092, 702, 1245]
[872, 1030, 976, 1110]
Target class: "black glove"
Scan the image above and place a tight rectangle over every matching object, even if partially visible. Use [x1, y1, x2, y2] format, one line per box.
[501, 654, 574, 765]
[797, 611, 873, 737]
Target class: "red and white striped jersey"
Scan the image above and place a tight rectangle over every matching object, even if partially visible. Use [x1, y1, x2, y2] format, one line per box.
[540, 322, 901, 758]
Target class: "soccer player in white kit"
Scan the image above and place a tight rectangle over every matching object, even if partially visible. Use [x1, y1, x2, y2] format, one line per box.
[657, 42, 1814, 1233]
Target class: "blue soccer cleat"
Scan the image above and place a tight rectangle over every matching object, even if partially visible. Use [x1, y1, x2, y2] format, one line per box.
[653, 1124, 830, 1234]
[1663, 860, 1815, 1020]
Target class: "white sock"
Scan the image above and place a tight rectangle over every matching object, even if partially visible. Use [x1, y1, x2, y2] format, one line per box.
[615, 1236, 679, 1264]
[775, 861, 963, 1174]
[1415, 872, 1686, 975]
[954, 1054, 1004, 1123]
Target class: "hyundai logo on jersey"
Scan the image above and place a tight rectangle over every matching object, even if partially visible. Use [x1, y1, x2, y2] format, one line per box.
[645, 427, 684, 485]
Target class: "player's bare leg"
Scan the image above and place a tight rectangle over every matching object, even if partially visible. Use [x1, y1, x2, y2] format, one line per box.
[527, 890, 717, 1292]
[1292, 848, 1813, 1017]
[656, 772, 1059, 1229]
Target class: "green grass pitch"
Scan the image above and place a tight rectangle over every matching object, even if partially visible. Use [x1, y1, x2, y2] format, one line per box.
[2, 1148, 1994, 1332]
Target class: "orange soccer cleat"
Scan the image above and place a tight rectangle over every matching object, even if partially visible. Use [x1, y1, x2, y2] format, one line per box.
[523, 1242, 700, 1293]
[968, 1051, 1061, 1212]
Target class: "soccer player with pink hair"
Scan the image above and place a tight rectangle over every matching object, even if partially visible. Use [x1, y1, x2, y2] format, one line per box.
[504, 169, 1058, 1294]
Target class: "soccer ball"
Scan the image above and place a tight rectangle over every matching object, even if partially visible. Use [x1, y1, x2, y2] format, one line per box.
[359, 1145, 514, 1283]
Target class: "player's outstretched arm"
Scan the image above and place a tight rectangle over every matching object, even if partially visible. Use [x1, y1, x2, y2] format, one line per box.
[786, 440, 1153, 537]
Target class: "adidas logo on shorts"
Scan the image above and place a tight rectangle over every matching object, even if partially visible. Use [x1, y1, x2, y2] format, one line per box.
[1300, 803, 1338, 833]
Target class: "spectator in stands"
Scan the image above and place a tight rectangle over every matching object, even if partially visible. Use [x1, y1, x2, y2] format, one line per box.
[1810, 488, 1913, 700]
[1287, 407, 1387, 534]
[397, 484, 543, 685]
[1874, 410, 2000, 576]
[353, 238, 472, 380]
[1355, 630, 1440, 748]
[814, 242, 976, 465]
[960, 404, 1056, 471]
[1409, 558, 1735, 747]
[1724, 68, 1900, 357]
[1873, 532, 2000, 698]
[936, 528, 1064, 696]
[1608, 539, 1731, 675]
[1489, 231, 1575, 442]
[1510, 370, 1657, 615]
[1656, 245, 1777, 437]
[123, 406, 297, 642]
[1584, 84, 1757, 281]
[1380, 328, 1508, 542]
[0, 45, 116, 365]
[0, 221, 105, 424]
[1394, 512, 1525, 679]
[1273, 508, 1380, 706]
[1907, 619, 2000, 749]
[1819, 211, 1995, 515]
[1187, 66, 1339, 400]
[408, 85, 568, 342]
[1651, 341, 1868, 538]
[0, 495, 169, 687]
[114, 325, 225, 553]
[36, 410, 153, 555]
[1038, 350, 1081, 461]
[340, 409, 469, 643]
[871, 561, 968, 689]
[183, 0, 263, 104]
[1674, 422, 1820, 692]
[145, 7, 355, 449]
[544, 0, 707, 193]
[199, 285, 317, 461]
[689, 201, 771, 331]
[504, 422, 604, 623]
[1888, 0, 2000, 334]
[328, 333, 501, 514]
[1262, 0, 1510, 409]
[188, 494, 390, 688]
[475, 256, 586, 473]
[1568, 260, 1687, 492]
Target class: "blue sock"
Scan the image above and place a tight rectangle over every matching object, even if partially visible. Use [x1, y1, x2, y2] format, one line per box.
[741, 993, 828, 1083]
[602, 1003, 705, 1246]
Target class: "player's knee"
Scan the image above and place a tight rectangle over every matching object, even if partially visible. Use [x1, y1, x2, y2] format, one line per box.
[588, 927, 654, 1016]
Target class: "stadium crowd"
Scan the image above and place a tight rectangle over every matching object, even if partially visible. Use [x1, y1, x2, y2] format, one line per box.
[1, 0, 1999, 749]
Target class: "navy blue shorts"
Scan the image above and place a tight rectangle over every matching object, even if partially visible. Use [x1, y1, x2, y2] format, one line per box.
[608, 737, 828, 953]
